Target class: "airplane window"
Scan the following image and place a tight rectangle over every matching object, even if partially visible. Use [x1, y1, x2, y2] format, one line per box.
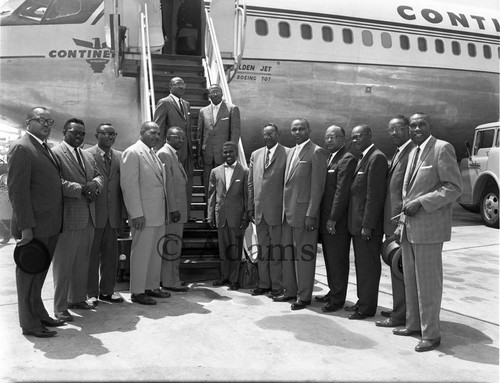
[418, 37, 427, 52]
[381, 32, 392, 49]
[255, 19, 268, 36]
[362, 30, 373, 47]
[301, 24, 312, 40]
[279, 22, 290, 38]
[452, 41, 461, 56]
[322, 26, 333, 42]
[343, 28, 353, 44]
[467, 43, 477, 57]
[483, 45, 492, 59]
[400, 35, 410, 50]
[435, 39, 444, 54]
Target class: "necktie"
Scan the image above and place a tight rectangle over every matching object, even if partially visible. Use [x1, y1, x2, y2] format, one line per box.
[150, 148, 161, 170]
[74, 147, 85, 172]
[327, 152, 334, 167]
[390, 148, 400, 169]
[358, 153, 364, 163]
[179, 99, 184, 117]
[265, 149, 271, 168]
[288, 147, 299, 178]
[408, 146, 421, 180]
[42, 142, 56, 165]
[104, 153, 111, 174]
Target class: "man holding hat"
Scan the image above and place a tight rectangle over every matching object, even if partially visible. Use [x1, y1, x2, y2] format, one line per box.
[8, 106, 64, 337]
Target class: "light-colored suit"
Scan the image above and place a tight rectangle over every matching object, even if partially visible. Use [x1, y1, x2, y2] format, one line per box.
[248, 144, 287, 292]
[282, 140, 327, 301]
[8, 134, 63, 330]
[198, 101, 241, 197]
[51, 143, 103, 313]
[121, 140, 168, 294]
[208, 162, 248, 282]
[401, 136, 462, 339]
[157, 143, 188, 288]
[85, 145, 125, 297]
[383, 140, 414, 322]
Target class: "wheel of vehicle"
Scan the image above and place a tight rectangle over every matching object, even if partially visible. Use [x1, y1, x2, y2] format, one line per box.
[459, 203, 479, 213]
[480, 185, 499, 228]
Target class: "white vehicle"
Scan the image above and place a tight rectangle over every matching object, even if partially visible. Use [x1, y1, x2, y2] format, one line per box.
[458, 122, 499, 228]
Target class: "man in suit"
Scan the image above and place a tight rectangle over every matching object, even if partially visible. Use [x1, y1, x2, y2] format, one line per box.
[157, 127, 188, 292]
[85, 123, 125, 304]
[275, 118, 327, 310]
[197, 84, 241, 200]
[208, 141, 249, 290]
[393, 113, 462, 352]
[376, 116, 413, 327]
[346, 124, 387, 320]
[154, 76, 194, 219]
[247, 123, 287, 297]
[8, 107, 64, 337]
[120, 122, 172, 305]
[51, 118, 103, 322]
[317, 125, 357, 313]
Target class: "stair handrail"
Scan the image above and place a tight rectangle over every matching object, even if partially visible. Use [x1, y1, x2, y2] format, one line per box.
[112, 0, 120, 77]
[139, 4, 156, 121]
[229, 0, 246, 82]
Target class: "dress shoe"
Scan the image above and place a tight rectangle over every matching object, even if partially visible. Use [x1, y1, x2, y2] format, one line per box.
[291, 300, 311, 310]
[213, 279, 229, 287]
[381, 310, 392, 318]
[55, 310, 73, 322]
[272, 295, 296, 302]
[393, 328, 422, 337]
[188, 216, 197, 222]
[321, 303, 341, 313]
[229, 282, 240, 290]
[269, 289, 283, 297]
[40, 317, 66, 327]
[344, 304, 359, 312]
[68, 300, 96, 310]
[131, 293, 156, 305]
[22, 326, 57, 338]
[145, 288, 171, 298]
[415, 337, 441, 352]
[163, 286, 189, 292]
[348, 311, 371, 320]
[99, 293, 124, 303]
[251, 287, 271, 296]
[314, 294, 330, 303]
[376, 317, 405, 328]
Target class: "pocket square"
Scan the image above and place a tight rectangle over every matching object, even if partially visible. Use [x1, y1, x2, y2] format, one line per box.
[357, 171, 365, 175]
[234, 179, 241, 183]
[221, 117, 229, 120]
[328, 170, 336, 173]
[420, 165, 433, 169]
[299, 160, 307, 163]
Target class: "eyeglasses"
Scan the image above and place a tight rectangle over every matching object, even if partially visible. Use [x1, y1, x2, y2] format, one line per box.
[171, 82, 185, 88]
[29, 117, 54, 126]
[409, 121, 429, 130]
[262, 132, 277, 138]
[67, 130, 86, 137]
[98, 132, 118, 138]
[170, 134, 186, 141]
[351, 133, 367, 140]
[324, 135, 343, 141]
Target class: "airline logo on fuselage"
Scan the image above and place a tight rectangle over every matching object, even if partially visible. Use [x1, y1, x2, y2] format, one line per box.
[48, 38, 112, 73]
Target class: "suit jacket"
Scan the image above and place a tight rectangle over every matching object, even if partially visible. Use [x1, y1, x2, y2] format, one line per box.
[348, 146, 387, 236]
[383, 141, 414, 235]
[197, 101, 241, 165]
[7, 134, 63, 239]
[319, 147, 357, 234]
[157, 143, 188, 224]
[283, 140, 328, 228]
[402, 136, 462, 244]
[120, 140, 168, 227]
[153, 94, 192, 167]
[52, 143, 103, 231]
[248, 144, 288, 226]
[85, 145, 125, 229]
[208, 162, 248, 229]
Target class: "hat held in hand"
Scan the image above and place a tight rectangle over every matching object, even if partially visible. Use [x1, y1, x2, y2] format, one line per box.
[14, 238, 51, 274]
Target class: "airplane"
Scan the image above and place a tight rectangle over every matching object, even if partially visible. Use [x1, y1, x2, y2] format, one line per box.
[0, 0, 499, 163]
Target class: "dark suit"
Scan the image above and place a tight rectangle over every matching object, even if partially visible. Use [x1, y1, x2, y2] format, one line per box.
[7, 134, 63, 331]
[85, 145, 125, 298]
[248, 144, 287, 292]
[383, 140, 413, 322]
[319, 147, 357, 307]
[208, 162, 248, 282]
[282, 141, 328, 301]
[51, 142, 103, 313]
[154, 94, 193, 211]
[401, 136, 462, 339]
[348, 145, 387, 316]
[198, 101, 241, 197]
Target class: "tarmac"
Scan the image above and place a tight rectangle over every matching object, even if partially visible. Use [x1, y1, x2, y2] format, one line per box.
[0, 203, 498, 383]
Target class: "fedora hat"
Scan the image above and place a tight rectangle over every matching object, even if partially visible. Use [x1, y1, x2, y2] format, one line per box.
[13, 238, 51, 274]
[381, 237, 404, 281]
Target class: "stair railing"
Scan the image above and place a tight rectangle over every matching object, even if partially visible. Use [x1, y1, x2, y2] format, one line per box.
[229, 0, 246, 82]
[139, 4, 156, 121]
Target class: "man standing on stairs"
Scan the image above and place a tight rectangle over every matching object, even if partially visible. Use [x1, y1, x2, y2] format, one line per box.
[154, 76, 194, 220]
[197, 84, 241, 205]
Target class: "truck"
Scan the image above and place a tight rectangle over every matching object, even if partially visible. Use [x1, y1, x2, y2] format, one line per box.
[458, 122, 499, 228]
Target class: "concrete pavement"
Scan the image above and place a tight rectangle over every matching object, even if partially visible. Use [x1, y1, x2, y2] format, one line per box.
[0, 204, 498, 382]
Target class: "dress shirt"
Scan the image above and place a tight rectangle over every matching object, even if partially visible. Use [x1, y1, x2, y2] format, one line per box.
[211, 101, 222, 123]
[224, 162, 236, 187]
[327, 147, 342, 167]
[393, 139, 412, 164]
[265, 143, 278, 168]
[361, 143, 375, 159]
[61, 141, 84, 166]
[170, 93, 184, 114]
